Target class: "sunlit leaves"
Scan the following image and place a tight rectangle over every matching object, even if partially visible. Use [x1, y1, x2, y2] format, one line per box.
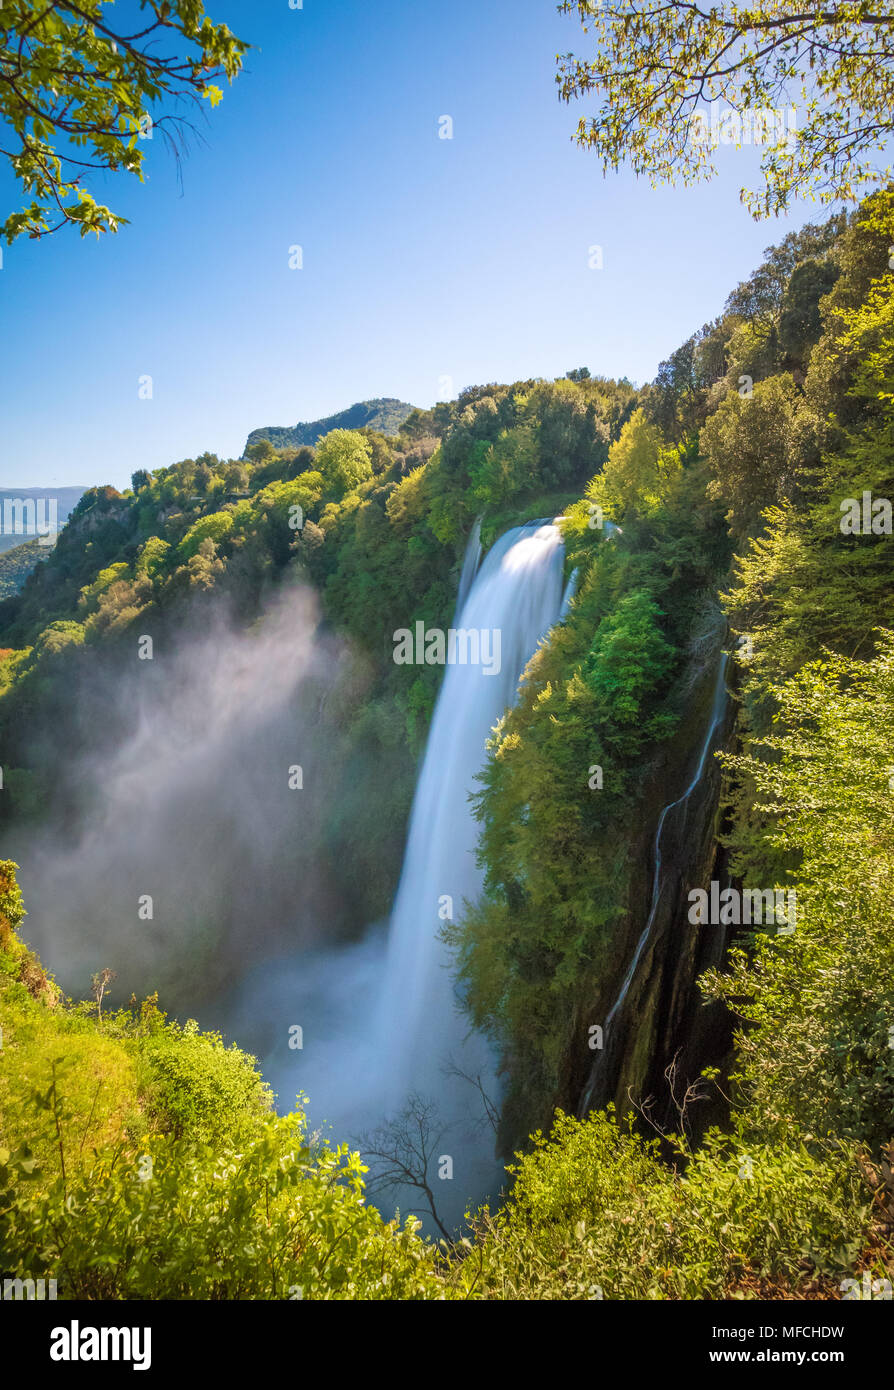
[0, 2, 248, 242]
[557, 1, 894, 216]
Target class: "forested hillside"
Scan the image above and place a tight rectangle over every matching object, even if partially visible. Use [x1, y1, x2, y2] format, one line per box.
[244, 398, 417, 454]
[1, 192, 893, 1299]
[0, 540, 48, 599]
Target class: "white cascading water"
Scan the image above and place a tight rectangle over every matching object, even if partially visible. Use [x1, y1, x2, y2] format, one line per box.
[376, 521, 566, 1115]
[247, 520, 567, 1228]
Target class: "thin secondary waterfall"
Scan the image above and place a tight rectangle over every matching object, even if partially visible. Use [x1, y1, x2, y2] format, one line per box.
[377, 521, 566, 1113]
[455, 515, 483, 615]
[579, 649, 730, 1117]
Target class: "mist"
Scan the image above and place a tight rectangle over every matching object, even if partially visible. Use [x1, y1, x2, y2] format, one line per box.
[8, 581, 373, 1013]
[6, 526, 565, 1236]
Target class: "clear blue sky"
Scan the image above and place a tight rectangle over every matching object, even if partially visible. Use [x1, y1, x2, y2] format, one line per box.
[0, 0, 820, 491]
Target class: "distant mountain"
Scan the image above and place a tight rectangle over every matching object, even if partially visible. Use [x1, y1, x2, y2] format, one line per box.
[244, 398, 416, 455]
[0, 538, 48, 599]
[0, 486, 87, 555]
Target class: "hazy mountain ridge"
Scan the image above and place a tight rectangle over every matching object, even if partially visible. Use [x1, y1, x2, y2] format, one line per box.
[0, 487, 86, 555]
[243, 398, 416, 454]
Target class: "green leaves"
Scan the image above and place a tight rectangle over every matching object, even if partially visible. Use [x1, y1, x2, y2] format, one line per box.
[458, 1109, 868, 1299]
[710, 633, 894, 1150]
[701, 374, 802, 537]
[582, 589, 678, 751]
[0, 2, 248, 243]
[1, 1113, 443, 1298]
[314, 430, 374, 496]
[557, 1, 894, 216]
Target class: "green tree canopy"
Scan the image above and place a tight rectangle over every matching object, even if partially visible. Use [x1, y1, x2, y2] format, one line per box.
[557, 1, 894, 217]
[701, 374, 802, 535]
[315, 429, 374, 495]
[588, 407, 668, 518]
[0, 1, 247, 242]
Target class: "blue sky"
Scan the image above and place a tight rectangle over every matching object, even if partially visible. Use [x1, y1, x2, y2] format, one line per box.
[0, 0, 821, 491]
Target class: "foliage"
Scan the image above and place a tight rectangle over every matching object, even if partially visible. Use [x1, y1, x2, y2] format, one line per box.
[0, 867, 442, 1299]
[0, 1, 247, 243]
[178, 509, 235, 559]
[1, 1113, 442, 1300]
[315, 429, 374, 495]
[459, 1109, 869, 1299]
[701, 375, 802, 536]
[588, 408, 676, 519]
[705, 639, 894, 1150]
[137, 1019, 274, 1144]
[557, 1, 894, 217]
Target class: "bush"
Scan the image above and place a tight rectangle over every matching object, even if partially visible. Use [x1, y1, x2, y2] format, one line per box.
[138, 1020, 274, 1143]
[0, 1114, 443, 1299]
[459, 1109, 870, 1300]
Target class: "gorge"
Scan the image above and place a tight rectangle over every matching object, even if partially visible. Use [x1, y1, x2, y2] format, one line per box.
[2, 195, 892, 1300]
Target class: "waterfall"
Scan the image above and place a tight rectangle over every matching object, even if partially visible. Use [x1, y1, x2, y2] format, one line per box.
[245, 519, 567, 1229]
[455, 515, 483, 615]
[376, 522, 565, 1111]
[578, 650, 730, 1117]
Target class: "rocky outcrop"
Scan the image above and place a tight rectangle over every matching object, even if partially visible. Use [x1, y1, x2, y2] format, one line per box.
[566, 615, 738, 1130]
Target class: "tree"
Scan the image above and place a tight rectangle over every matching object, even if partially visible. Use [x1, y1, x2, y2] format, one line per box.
[705, 635, 894, 1149]
[650, 336, 701, 438]
[591, 407, 666, 517]
[724, 219, 845, 328]
[34, 619, 85, 657]
[315, 429, 374, 495]
[135, 535, 170, 580]
[701, 374, 801, 534]
[90, 966, 116, 1022]
[582, 589, 678, 752]
[223, 462, 249, 492]
[778, 258, 840, 366]
[356, 1094, 453, 1242]
[469, 424, 540, 509]
[0, 1, 247, 243]
[556, 1, 894, 217]
[178, 509, 233, 559]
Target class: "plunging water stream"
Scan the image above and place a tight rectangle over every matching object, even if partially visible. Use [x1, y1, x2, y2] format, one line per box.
[242, 520, 568, 1228]
[376, 521, 566, 1112]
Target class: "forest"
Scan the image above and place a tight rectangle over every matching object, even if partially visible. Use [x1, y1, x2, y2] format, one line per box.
[1, 0, 894, 1325]
[1, 187, 893, 1300]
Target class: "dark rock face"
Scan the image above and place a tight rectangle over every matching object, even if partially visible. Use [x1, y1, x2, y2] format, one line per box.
[244, 399, 416, 454]
[569, 630, 738, 1131]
